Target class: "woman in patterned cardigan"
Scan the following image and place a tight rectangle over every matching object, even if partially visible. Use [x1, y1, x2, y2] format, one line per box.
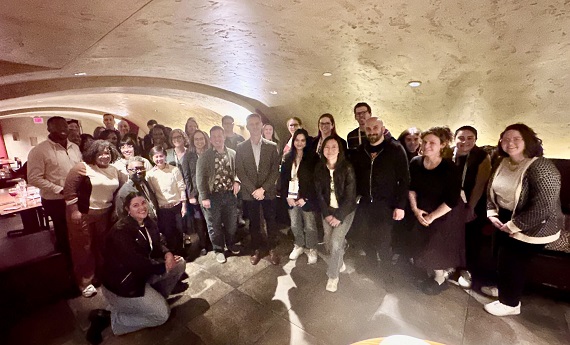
[483, 123, 564, 316]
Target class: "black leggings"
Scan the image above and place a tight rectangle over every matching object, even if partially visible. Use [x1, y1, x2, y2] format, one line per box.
[496, 208, 545, 307]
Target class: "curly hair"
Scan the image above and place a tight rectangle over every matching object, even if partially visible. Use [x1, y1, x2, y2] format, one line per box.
[169, 128, 188, 147]
[82, 139, 120, 164]
[497, 123, 543, 158]
[420, 126, 453, 159]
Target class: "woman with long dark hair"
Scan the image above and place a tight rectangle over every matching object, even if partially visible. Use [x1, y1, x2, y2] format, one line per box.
[483, 123, 563, 316]
[314, 136, 357, 292]
[280, 128, 319, 264]
[397, 127, 421, 162]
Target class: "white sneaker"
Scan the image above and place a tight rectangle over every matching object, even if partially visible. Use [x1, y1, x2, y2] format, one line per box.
[307, 249, 318, 264]
[339, 261, 346, 273]
[216, 252, 226, 264]
[289, 245, 304, 260]
[481, 286, 499, 298]
[326, 278, 339, 292]
[82, 284, 97, 298]
[458, 270, 472, 289]
[484, 300, 521, 316]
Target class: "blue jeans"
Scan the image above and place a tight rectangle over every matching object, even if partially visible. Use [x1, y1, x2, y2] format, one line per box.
[103, 259, 185, 335]
[323, 211, 355, 279]
[288, 207, 318, 249]
[201, 191, 238, 253]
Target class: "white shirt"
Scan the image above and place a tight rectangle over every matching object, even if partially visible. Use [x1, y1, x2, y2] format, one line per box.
[251, 139, 262, 171]
[146, 164, 186, 207]
[27, 139, 82, 200]
[329, 168, 339, 208]
[84, 163, 121, 210]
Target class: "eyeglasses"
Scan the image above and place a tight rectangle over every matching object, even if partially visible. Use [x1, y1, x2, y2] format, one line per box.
[172, 136, 184, 140]
[319, 122, 332, 126]
[127, 167, 146, 172]
[355, 110, 369, 117]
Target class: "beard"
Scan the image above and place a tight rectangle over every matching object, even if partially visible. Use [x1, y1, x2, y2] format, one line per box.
[367, 133, 381, 143]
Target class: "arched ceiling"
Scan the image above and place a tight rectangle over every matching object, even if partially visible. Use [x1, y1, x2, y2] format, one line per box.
[1, 0, 569, 157]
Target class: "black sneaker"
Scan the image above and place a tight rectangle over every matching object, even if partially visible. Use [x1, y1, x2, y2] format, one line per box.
[421, 279, 448, 295]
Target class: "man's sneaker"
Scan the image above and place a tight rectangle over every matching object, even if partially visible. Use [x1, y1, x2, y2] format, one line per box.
[289, 245, 304, 260]
[307, 249, 318, 264]
[339, 261, 346, 273]
[326, 278, 339, 292]
[481, 286, 499, 298]
[216, 252, 226, 264]
[458, 270, 472, 289]
[82, 284, 97, 298]
[228, 245, 241, 255]
[484, 300, 521, 316]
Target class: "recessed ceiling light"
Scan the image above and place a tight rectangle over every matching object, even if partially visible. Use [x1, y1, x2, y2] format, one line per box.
[269, 90, 278, 95]
[323, 72, 332, 77]
[74, 72, 87, 76]
[408, 81, 422, 87]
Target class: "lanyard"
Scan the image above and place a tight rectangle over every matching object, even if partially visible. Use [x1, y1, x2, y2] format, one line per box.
[291, 157, 301, 180]
[138, 226, 153, 251]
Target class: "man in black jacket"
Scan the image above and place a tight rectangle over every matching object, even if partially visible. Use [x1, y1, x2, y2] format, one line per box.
[352, 117, 410, 263]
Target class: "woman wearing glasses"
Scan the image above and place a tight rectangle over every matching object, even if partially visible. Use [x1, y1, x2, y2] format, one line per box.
[310, 113, 347, 156]
[483, 123, 563, 316]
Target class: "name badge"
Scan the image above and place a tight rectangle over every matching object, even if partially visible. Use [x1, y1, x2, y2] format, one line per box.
[288, 180, 299, 199]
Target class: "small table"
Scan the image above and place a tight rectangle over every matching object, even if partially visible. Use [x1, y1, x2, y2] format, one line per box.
[0, 187, 44, 237]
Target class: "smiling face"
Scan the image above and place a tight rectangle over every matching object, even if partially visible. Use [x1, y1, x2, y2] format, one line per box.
[95, 146, 112, 167]
[455, 129, 476, 155]
[365, 117, 385, 144]
[404, 133, 421, 153]
[185, 120, 198, 136]
[48, 118, 69, 141]
[421, 134, 444, 158]
[262, 124, 274, 140]
[500, 129, 526, 159]
[152, 128, 166, 145]
[103, 114, 115, 129]
[126, 196, 148, 224]
[171, 131, 185, 148]
[319, 116, 334, 138]
[293, 133, 307, 152]
[118, 121, 130, 136]
[120, 143, 134, 158]
[152, 151, 166, 167]
[354, 106, 371, 126]
[210, 128, 225, 151]
[287, 118, 301, 135]
[105, 132, 118, 147]
[193, 131, 207, 151]
[323, 139, 340, 163]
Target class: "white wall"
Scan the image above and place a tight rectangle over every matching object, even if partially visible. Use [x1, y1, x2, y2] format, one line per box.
[0, 116, 101, 163]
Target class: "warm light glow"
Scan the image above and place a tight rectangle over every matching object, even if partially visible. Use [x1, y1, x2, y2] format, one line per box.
[74, 72, 87, 76]
[269, 90, 278, 95]
[408, 81, 422, 87]
[323, 72, 332, 77]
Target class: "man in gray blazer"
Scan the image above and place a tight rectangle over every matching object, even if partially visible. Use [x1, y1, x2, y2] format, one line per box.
[236, 113, 281, 265]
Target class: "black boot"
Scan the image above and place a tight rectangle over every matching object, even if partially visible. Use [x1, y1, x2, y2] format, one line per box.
[86, 309, 111, 345]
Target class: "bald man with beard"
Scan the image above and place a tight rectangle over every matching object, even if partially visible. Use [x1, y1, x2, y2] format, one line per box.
[351, 117, 410, 265]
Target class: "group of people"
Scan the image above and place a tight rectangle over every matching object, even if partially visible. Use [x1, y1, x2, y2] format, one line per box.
[25, 102, 564, 343]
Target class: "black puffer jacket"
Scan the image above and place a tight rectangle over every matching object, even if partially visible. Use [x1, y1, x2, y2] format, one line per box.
[102, 216, 170, 297]
[314, 158, 357, 222]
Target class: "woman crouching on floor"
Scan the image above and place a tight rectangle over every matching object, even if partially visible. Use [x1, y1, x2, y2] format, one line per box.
[86, 192, 185, 344]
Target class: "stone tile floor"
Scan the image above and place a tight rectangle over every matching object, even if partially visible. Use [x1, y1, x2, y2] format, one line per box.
[5, 234, 570, 345]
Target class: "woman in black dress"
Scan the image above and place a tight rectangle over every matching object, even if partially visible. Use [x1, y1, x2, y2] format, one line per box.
[409, 126, 465, 295]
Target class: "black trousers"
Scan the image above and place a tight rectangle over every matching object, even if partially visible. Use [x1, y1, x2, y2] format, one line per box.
[358, 201, 394, 262]
[157, 204, 184, 255]
[244, 199, 278, 251]
[496, 208, 545, 307]
[41, 198, 70, 257]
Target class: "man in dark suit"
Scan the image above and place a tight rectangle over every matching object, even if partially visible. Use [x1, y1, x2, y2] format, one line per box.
[236, 113, 281, 265]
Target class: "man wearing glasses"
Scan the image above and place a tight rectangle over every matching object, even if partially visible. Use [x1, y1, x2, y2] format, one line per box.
[114, 156, 159, 221]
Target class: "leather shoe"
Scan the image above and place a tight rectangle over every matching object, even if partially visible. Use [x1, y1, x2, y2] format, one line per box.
[268, 249, 281, 265]
[250, 250, 262, 265]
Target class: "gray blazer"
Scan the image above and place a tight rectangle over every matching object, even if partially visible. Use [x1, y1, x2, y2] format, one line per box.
[235, 138, 280, 201]
[196, 147, 237, 203]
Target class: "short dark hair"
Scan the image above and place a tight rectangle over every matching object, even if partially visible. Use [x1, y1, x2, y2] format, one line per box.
[354, 102, 371, 114]
[67, 119, 80, 126]
[497, 123, 543, 158]
[455, 125, 478, 139]
[47, 116, 66, 127]
[119, 134, 142, 156]
[93, 126, 106, 139]
[147, 119, 158, 126]
[149, 145, 167, 158]
[79, 134, 94, 153]
[103, 113, 114, 119]
[210, 126, 224, 135]
[82, 140, 120, 164]
[246, 113, 262, 123]
[222, 115, 234, 123]
[397, 127, 421, 142]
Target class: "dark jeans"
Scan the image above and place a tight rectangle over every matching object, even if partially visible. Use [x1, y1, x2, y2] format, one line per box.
[358, 201, 394, 262]
[190, 204, 210, 250]
[201, 192, 238, 253]
[157, 203, 184, 255]
[244, 199, 278, 251]
[42, 198, 70, 256]
[496, 208, 545, 307]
